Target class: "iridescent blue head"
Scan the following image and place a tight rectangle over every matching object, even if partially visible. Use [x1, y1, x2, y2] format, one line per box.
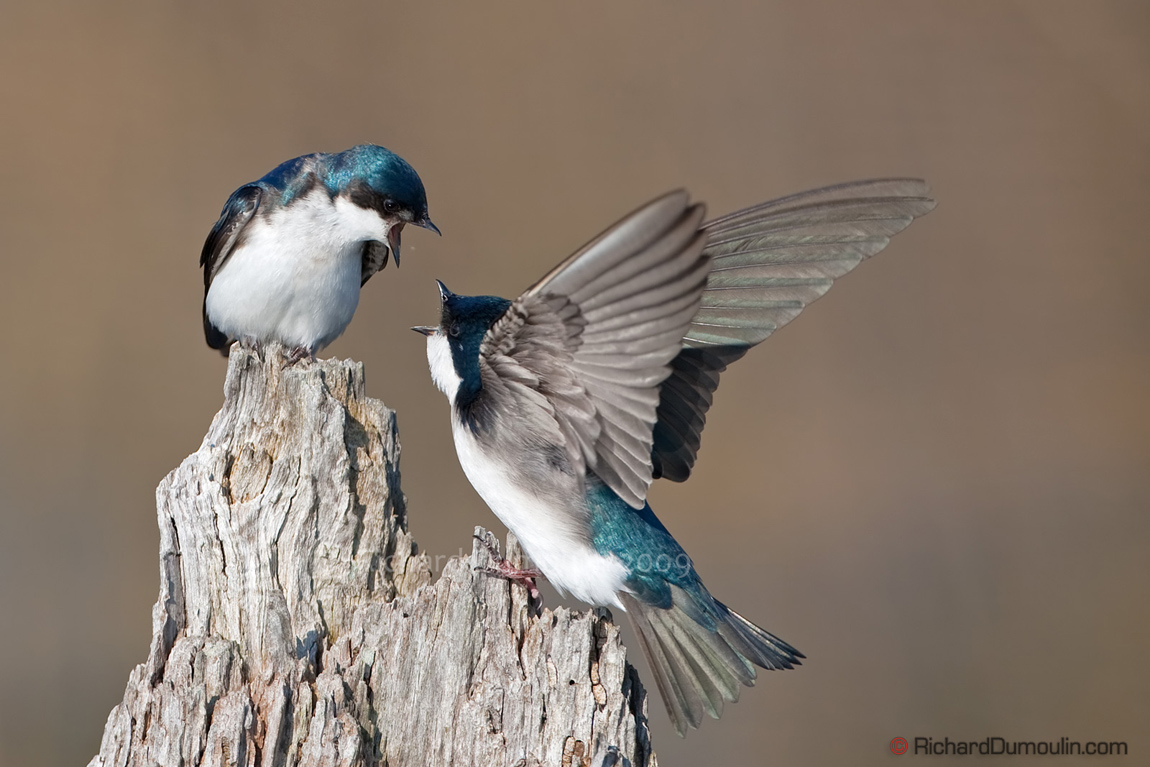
[327, 144, 438, 233]
[413, 281, 512, 408]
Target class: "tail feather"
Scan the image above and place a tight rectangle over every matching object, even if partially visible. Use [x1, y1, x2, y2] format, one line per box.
[625, 601, 702, 735]
[650, 600, 748, 702]
[621, 585, 803, 736]
[718, 604, 804, 671]
[647, 606, 726, 720]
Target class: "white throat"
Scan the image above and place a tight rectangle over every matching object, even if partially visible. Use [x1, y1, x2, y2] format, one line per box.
[426, 332, 462, 401]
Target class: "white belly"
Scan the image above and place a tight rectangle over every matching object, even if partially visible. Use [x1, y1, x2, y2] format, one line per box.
[205, 192, 383, 352]
[451, 418, 629, 608]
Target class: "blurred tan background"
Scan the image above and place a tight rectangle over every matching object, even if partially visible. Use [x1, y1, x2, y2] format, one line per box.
[1, 1, 1147, 765]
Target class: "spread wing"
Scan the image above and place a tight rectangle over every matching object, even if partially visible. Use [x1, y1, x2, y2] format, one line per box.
[361, 240, 390, 286]
[651, 178, 937, 481]
[479, 191, 712, 508]
[201, 184, 261, 290]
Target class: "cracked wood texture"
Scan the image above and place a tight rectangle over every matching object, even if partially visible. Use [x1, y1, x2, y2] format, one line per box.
[89, 346, 655, 767]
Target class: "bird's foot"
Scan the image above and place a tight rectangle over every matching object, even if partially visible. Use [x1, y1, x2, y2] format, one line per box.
[477, 564, 543, 603]
[473, 533, 543, 604]
[234, 338, 265, 360]
[283, 346, 315, 367]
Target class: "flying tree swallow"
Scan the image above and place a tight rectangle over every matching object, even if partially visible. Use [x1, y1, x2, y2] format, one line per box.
[201, 144, 439, 359]
[414, 179, 935, 734]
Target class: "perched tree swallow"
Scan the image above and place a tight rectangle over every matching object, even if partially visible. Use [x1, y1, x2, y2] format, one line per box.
[415, 180, 935, 734]
[201, 144, 439, 359]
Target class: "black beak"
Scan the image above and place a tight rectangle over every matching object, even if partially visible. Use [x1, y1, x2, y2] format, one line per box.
[415, 214, 441, 236]
[411, 326, 437, 336]
[387, 224, 403, 268]
[436, 280, 454, 301]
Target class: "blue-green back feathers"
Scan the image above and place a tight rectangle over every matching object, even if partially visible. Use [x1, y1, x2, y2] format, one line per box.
[585, 480, 707, 613]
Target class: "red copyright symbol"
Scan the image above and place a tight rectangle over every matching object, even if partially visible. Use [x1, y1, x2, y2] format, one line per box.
[890, 737, 909, 755]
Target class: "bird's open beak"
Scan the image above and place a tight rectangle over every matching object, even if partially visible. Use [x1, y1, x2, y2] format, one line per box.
[415, 214, 441, 236]
[387, 223, 404, 267]
[411, 326, 437, 336]
[389, 216, 440, 268]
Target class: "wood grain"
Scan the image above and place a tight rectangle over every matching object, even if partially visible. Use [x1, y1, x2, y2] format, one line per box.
[89, 346, 655, 767]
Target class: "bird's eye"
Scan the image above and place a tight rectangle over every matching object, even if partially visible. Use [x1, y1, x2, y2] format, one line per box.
[383, 199, 399, 214]
[448, 323, 461, 338]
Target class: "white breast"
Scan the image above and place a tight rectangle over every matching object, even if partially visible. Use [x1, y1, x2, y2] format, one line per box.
[425, 332, 628, 606]
[450, 416, 629, 609]
[205, 191, 391, 352]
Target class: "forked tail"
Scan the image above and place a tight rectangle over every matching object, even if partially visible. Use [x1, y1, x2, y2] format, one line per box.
[620, 585, 803, 736]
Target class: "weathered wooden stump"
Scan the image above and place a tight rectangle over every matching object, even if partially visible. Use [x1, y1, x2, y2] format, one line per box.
[89, 346, 655, 767]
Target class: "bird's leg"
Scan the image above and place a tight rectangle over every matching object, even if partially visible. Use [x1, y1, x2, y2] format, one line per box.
[234, 337, 264, 360]
[473, 533, 543, 604]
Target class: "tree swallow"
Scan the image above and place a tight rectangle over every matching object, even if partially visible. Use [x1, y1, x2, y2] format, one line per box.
[414, 180, 935, 734]
[201, 144, 439, 358]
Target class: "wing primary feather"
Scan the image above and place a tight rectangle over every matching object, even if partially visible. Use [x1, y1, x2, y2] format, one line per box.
[650, 180, 934, 482]
[701, 178, 932, 232]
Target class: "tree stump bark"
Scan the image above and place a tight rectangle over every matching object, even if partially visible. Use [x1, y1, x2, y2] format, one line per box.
[89, 346, 655, 767]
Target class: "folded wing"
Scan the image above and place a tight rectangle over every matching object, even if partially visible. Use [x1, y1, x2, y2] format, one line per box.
[201, 185, 262, 289]
[200, 184, 262, 350]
